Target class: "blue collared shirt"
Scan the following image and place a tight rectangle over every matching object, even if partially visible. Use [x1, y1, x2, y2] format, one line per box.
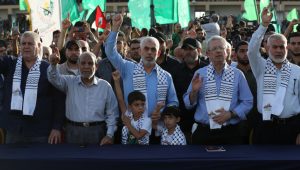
[183, 65, 253, 125]
[47, 65, 118, 137]
[105, 31, 178, 116]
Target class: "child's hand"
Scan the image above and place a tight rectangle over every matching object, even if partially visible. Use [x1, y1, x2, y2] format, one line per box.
[122, 114, 131, 126]
[98, 23, 111, 43]
[112, 70, 121, 81]
[151, 102, 165, 121]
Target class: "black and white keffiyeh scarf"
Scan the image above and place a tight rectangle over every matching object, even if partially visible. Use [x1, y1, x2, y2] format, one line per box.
[205, 63, 235, 129]
[205, 63, 235, 102]
[161, 125, 186, 145]
[262, 58, 291, 118]
[263, 58, 291, 94]
[121, 111, 149, 145]
[133, 61, 168, 102]
[11, 57, 41, 116]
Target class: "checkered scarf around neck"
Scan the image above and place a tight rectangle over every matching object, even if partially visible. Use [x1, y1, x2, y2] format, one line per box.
[121, 111, 149, 145]
[263, 58, 291, 95]
[161, 125, 186, 145]
[133, 61, 168, 113]
[11, 57, 41, 116]
[205, 63, 235, 102]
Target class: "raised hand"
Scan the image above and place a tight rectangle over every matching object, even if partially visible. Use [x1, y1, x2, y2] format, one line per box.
[98, 23, 111, 43]
[112, 70, 121, 81]
[122, 114, 131, 126]
[261, 4, 273, 27]
[151, 102, 165, 121]
[62, 13, 71, 30]
[83, 21, 91, 34]
[49, 47, 60, 65]
[191, 73, 202, 93]
[112, 14, 123, 32]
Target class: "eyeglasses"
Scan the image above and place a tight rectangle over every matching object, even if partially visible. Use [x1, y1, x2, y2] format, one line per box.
[209, 46, 226, 52]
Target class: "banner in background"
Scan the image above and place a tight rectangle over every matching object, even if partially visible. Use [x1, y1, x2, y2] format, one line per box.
[27, 0, 61, 46]
[128, 0, 151, 30]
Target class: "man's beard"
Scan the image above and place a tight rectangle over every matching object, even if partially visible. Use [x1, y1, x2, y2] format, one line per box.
[67, 55, 78, 64]
[142, 57, 156, 67]
[291, 51, 300, 57]
[269, 53, 286, 64]
[184, 56, 197, 65]
[237, 57, 249, 66]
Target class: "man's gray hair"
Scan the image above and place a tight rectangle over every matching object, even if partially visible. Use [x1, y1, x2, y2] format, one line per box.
[21, 31, 42, 58]
[267, 34, 287, 46]
[206, 35, 227, 50]
[140, 36, 159, 51]
[21, 31, 41, 44]
[78, 51, 97, 64]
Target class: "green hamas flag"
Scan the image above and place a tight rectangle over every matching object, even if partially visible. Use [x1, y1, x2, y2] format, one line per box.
[154, 0, 178, 24]
[19, 0, 28, 11]
[81, 0, 106, 22]
[128, 0, 151, 30]
[177, 0, 190, 28]
[60, 0, 106, 25]
[272, 10, 281, 33]
[129, 0, 190, 29]
[241, 0, 258, 21]
[60, 0, 81, 24]
[287, 8, 299, 32]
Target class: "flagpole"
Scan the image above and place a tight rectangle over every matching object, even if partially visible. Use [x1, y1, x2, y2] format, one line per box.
[150, 0, 156, 28]
[254, 0, 260, 24]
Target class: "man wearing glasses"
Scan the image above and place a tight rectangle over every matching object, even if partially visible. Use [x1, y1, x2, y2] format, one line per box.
[184, 35, 253, 145]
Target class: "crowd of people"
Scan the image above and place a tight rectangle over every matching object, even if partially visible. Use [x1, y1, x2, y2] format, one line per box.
[0, 5, 300, 146]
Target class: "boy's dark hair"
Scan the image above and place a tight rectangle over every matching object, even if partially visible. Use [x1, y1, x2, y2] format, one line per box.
[162, 106, 181, 118]
[128, 90, 146, 105]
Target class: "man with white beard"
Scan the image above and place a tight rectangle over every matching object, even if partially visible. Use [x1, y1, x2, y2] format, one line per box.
[248, 7, 300, 144]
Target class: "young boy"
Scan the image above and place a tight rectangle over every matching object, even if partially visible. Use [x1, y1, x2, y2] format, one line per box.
[121, 91, 152, 145]
[155, 106, 186, 145]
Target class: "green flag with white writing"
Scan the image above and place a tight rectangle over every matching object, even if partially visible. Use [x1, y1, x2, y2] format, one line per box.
[241, 0, 258, 21]
[177, 0, 190, 28]
[154, 0, 178, 24]
[19, 0, 28, 11]
[128, 0, 151, 30]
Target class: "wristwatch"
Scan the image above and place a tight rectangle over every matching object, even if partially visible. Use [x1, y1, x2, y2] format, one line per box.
[107, 134, 114, 138]
[230, 110, 238, 118]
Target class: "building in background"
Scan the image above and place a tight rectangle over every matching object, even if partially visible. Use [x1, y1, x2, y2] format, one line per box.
[0, 0, 299, 33]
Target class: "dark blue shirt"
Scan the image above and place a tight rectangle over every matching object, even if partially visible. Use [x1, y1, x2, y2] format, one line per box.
[0, 56, 65, 137]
